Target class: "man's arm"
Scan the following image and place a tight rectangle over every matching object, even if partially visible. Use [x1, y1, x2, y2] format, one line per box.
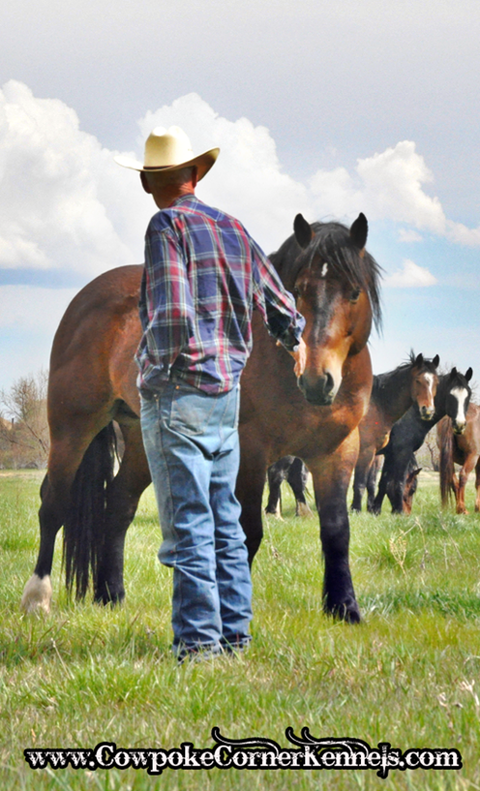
[250, 238, 305, 350]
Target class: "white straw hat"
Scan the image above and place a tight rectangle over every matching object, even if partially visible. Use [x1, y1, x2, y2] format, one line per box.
[114, 126, 219, 181]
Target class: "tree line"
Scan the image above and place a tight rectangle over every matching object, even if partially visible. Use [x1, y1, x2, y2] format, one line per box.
[0, 370, 49, 469]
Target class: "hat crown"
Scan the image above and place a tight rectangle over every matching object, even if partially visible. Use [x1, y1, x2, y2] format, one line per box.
[144, 126, 194, 169]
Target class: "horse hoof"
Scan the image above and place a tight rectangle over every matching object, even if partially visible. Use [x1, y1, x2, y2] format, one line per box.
[265, 511, 283, 521]
[94, 588, 125, 607]
[296, 502, 313, 518]
[325, 599, 361, 624]
[21, 574, 52, 614]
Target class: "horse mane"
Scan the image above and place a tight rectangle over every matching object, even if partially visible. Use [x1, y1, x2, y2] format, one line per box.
[269, 220, 382, 332]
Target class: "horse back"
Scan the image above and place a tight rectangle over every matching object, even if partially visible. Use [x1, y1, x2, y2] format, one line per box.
[48, 265, 143, 421]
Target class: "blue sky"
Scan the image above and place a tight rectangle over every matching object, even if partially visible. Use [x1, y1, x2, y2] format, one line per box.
[1, 0, 479, 394]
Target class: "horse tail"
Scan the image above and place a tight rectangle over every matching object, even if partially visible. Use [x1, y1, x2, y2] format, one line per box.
[439, 416, 454, 508]
[63, 423, 117, 599]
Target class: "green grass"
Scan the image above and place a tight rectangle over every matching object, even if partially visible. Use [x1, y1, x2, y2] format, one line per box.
[1, 469, 480, 790]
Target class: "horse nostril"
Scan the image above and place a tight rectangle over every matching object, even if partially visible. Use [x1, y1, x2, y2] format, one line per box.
[324, 372, 334, 394]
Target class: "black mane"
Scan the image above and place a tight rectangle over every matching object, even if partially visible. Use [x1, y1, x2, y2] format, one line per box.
[270, 220, 382, 332]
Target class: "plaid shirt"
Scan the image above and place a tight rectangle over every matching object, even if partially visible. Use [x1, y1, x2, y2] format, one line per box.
[136, 194, 305, 394]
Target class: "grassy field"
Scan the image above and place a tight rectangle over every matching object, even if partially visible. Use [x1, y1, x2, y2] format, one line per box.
[1, 468, 480, 790]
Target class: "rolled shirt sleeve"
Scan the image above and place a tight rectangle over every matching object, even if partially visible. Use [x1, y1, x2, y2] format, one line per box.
[250, 239, 305, 351]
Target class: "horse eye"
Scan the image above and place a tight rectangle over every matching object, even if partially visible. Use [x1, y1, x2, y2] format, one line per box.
[350, 287, 361, 303]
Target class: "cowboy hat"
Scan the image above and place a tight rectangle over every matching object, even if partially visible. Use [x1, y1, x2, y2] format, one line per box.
[114, 126, 219, 181]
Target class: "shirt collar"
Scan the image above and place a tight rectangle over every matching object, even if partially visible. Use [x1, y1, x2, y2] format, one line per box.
[169, 193, 199, 209]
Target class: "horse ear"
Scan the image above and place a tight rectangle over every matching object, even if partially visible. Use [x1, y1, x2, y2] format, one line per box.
[415, 353, 424, 366]
[465, 367, 473, 382]
[432, 354, 440, 368]
[450, 367, 457, 378]
[350, 213, 368, 252]
[294, 214, 313, 249]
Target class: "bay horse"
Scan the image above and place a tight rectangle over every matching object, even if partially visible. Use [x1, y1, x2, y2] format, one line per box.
[265, 352, 439, 516]
[351, 352, 439, 511]
[438, 400, 480, 513]
[372, 368, 473, 515]
[21, 212, 381, 624]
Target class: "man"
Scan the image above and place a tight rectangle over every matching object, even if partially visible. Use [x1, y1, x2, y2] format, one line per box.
[115, 126, 305, 661]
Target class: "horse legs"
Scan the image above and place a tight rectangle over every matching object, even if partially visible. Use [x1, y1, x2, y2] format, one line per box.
[474, 459, 480, 512]
[309, 436, 361, 623]
[288, 458, 312, 517]
[372, 459, 390, 515]
[351, 447, 375, 512]
[265, 458, 290, 518]
[236, 433, 268, 565]
[94, 424, 151, 604]
[456, 454, 477, 514]
[21, 430, 96, 613]
[366, 457, 381, 512]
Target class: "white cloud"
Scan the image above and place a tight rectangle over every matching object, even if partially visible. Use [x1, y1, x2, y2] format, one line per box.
[309, 141, 447, 233]
[384, 259, 438, 288]
[137, 93, 310, 252]
[398, 228, 423, 243]
[2, 82, 480, 287]
[0, 80, 148, 276]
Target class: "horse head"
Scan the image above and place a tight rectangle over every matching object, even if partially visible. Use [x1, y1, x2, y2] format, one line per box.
[445, 367, 473, 435]
[290, 213, 381, 406]
[410, 352, 440, 421]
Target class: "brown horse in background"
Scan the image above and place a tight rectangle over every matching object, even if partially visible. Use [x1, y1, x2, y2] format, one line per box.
[438, 401, 480, 513]
[351, 352, 439, 511]
[21, 212, 381, 625]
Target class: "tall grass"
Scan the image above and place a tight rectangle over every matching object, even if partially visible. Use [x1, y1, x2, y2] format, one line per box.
[1, 469, 479, 790]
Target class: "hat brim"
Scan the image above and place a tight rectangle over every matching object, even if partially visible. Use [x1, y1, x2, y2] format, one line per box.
[114, 147, 219, 181]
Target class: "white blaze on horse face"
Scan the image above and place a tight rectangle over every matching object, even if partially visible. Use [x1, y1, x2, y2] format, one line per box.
[424, 373, 434, 395]
[423, 372, 435, 405]
[321, 263, 328, 278]
[451, 387, 469, 425]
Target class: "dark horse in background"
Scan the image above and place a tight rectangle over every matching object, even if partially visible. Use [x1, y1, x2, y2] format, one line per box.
[351, 352, 439, 511]
[438, 400, 480, 513]
[265, 456, 312, 518]
[265, 352, 439, 516]
[22, 212, 381, 624]
[372, 368, 473, 514]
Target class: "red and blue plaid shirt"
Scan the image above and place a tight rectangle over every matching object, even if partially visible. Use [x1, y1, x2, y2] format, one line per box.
[136, 194, 305, 394]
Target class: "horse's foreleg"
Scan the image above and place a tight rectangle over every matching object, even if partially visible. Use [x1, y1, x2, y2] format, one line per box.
[456, 455, 476, 514]
[309, 435, 360, 623]
[351, 447, 375, 512]
[265, 461, 285, 518]
[288, 458, 312, 517]
[94, 425, 151, 605]
[366, 457, 381, 512]
[236, 432, 268, 565]
[372, 462, 389, 515]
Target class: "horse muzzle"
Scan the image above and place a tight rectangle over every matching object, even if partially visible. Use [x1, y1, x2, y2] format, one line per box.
[297, 371, 339, 406]
[419, 405, 435, 421]
[452, 421, 467, 435]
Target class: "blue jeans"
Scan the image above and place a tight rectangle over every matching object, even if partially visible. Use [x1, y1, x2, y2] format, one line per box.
[140, 381, 252, 656]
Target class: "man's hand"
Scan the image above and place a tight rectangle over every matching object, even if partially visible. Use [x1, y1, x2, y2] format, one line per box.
[278, 337, 307, 378]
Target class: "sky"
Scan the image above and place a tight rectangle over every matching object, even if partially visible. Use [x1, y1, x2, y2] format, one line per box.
[1, 0, 479, 398]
